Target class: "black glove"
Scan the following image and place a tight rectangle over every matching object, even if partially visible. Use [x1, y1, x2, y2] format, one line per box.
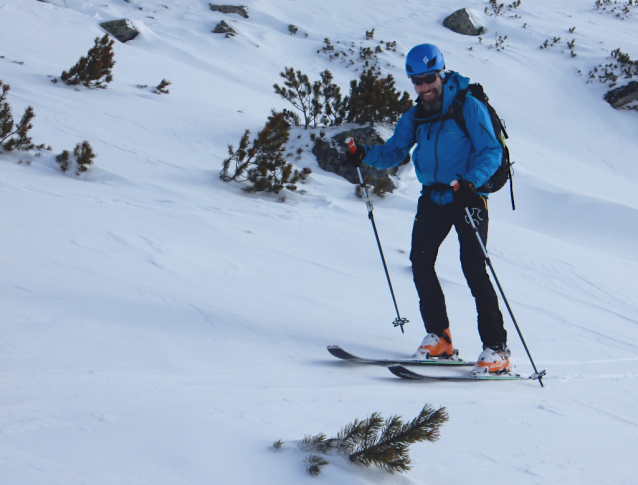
[453, 179, 476, 208]
[344, 145, 366, 167]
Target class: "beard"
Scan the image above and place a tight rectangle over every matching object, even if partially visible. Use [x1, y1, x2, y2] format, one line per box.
[419, 89, 443, 113]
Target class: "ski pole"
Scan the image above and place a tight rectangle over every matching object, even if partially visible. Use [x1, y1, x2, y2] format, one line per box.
[451, 180, 546, 386]
[346, 137, 408, 333]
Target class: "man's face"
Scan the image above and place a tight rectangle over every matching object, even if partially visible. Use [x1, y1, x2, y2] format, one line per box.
[412, 73, 443, 105]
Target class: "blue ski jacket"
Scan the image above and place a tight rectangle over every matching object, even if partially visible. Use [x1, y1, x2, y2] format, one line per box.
[363, 72, 502, 205]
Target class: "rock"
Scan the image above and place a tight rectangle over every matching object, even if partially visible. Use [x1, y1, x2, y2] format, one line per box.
[100, 19, 139, 43]
[213, 20, 237, 37]
[311, 126, 410, 193]
[604, 81, 638, 109]
[443, 9, 485, 36]
[209, 4, 249, 18]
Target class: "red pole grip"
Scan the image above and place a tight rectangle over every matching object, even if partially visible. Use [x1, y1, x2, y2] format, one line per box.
[345, 137, 357, 154]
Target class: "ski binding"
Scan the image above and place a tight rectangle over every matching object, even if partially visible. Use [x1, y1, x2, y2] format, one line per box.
[327, 345, 474, 366]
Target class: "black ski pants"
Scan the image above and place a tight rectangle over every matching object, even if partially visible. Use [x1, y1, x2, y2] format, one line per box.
[410, 193, 507, 348]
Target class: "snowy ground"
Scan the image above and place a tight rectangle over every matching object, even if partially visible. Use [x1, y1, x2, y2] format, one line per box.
[1, 0, 638, 483]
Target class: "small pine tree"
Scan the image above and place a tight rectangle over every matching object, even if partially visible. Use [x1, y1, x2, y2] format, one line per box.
[155, 79, 171, 94]
[220, 111, 303, 194]
[0, 80, 36, 152]
[60, 34, 115, 88]
[346, 69, 413, 124]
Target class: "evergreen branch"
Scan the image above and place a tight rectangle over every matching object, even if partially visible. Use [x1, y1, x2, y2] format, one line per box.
[334, 418, 367, 455]
[304, 454, 329, 476]
[273, 67, 312, 128]
[276, 405, 448, 476]
[220, 130, 253, 182]
[359, 411, 384, 450]
[1, 105, 35, 151]
[298, 433, 335, 453]
[347, 405, 448, 473]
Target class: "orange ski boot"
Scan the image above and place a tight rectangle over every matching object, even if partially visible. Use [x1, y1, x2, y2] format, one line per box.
[414, 328, 454, 359]
[472, 345, 511, 375]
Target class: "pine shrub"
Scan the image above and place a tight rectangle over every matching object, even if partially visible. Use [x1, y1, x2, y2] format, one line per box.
[372, 176, 393, 196]
[346, 69, 413, 124]
[588, 48, 638, 85]
[60, 35, 115, 89]
[220, 111, 305, 194]
[74, 140, 96, 172]
[275, 67, 412, 128]
[155, 79, 171, 94]
[0, 80, 37, 152]
[354, 176, 393, 198]
[274, 68, 345, 129]
[55, 150, 71, 172]
[55, 141, 96, 175]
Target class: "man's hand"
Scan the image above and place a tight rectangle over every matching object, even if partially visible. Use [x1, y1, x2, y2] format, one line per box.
[344, 145, 366, 167]
[453, 179, 476, 208]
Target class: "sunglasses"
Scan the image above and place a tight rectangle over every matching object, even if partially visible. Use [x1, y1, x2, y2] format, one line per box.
[411, 73, 439, 86]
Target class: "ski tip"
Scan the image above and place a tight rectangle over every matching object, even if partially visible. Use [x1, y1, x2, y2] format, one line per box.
[388, 364, 425, 380]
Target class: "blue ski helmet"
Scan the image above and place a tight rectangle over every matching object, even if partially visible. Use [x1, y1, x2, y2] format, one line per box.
[405, 44, 445, 78]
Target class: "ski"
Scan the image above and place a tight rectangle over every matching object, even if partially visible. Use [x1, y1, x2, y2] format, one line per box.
[388, 364, 543, 381]
[327, 345, 474, 366]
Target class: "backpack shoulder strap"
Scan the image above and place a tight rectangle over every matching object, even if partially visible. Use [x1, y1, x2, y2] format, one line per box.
[448, 88, 469, 138]
[411, 86, 470, 138]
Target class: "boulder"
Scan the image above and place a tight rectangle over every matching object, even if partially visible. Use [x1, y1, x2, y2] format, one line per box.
[209, 4, 249, 18]
[100, 19, 139, 43]
[213, 20, 237, 37]
[443, 9, 485, 36]
[311, 126, 410, 193]
[604, 81, 638, 109]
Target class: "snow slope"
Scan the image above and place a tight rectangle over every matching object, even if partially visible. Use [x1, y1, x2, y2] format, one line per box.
[1, 0, 638, 483]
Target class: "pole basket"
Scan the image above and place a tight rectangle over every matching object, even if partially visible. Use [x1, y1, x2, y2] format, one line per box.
[393, 317, 408, 333]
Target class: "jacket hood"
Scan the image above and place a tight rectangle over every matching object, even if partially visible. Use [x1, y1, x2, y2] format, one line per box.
[440, 71, 470, 113]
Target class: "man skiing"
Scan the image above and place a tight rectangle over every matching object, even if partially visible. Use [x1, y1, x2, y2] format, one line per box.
[345, 44, 510, 374]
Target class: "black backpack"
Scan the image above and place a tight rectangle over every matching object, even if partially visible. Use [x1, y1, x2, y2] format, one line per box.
[413, 82, 515, 210]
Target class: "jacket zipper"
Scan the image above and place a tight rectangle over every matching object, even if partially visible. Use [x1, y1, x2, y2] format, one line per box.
[432, 119, 446, 183]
